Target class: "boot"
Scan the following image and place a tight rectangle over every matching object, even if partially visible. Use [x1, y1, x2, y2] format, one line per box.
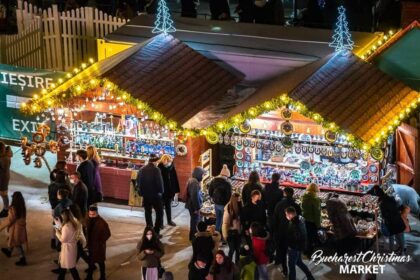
[1, 248, 11, 257]
[15, 257, 27, 266]
[51, 238, 57, 250]
[167, 221, 176, 226]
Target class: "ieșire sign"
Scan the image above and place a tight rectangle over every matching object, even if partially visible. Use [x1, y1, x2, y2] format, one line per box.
[311, 250, 411, 275]
[0, 64, 65, 141]
[0, 71, 54, 90]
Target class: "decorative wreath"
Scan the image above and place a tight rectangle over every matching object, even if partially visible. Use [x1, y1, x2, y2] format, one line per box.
[205, 131, 219, 144]
[239, 121, 252, 134]
[324, 130, 337, 143]
[32, 132, 45, 144]
[175, 144, 188, 156]
[280, 107, 292, 120]
[370, 147, 384, 161]
[37, 123, 51, 137]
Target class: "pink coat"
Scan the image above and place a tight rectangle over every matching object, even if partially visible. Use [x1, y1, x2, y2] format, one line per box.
[0, 206, 27, 248]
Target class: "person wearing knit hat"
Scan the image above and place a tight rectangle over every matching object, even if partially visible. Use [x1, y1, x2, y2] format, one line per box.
[219, 164, 231, 178]
[208, 164, 232, 239]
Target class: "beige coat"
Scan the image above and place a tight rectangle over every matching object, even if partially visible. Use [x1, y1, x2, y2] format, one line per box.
[0, 206, 27, 248]
[56, 223, 80, 269]
[222, 204, 240, 239]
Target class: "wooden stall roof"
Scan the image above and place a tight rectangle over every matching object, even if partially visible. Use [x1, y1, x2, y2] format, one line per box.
[288, 53, 418, 143]
[41, 34, 243, 127]
[102, 34, 243, 125]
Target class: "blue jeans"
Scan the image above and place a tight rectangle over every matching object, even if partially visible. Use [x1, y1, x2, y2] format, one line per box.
[214, 204, 224, 233]
[287, 248, 314, 280]
[257, 265, 269, 280]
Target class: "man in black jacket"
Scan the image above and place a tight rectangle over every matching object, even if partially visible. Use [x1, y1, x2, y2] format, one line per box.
[70, 171, 88, 217]
[190, 221, 215, 275]
[208, 164, 232, 234]
[158, 155, 180, 227]
[241, 190, 266, 233]
[137, 154, 164, 235]
[263, 173, 283, 229]
[285, 207, 314, 280]
[76, 149, 96, 206]
[273, 187, 301, 275]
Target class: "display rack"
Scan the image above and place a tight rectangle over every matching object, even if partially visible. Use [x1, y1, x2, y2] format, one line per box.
[200, 149, 212, 186]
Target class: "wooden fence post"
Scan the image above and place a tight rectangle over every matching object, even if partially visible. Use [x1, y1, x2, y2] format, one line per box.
[85, 6, 96, 61]
[52, 4, 63, 70]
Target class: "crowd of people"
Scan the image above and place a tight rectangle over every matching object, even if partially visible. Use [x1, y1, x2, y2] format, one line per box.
[0, 140, 417, 280]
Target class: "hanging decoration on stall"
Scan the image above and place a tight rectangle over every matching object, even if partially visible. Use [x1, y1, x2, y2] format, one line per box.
[238, 120, 252, 134]
[175, 144, 188, 156]
[152, 0, 176, 35]
[281, 121, 294, 135]
[370, 147, 384, 161]
[325, 130, 338, 143]
[21, 123, 55, 172]
[205, 131, 219, 145]
[329, 6, 354, 54]
[280, 107, 292, 120]
[281, 136, 293, 148]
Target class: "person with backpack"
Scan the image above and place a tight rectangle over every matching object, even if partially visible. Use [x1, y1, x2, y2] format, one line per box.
[222, 192, 242, 263]
[137, 226, 165, 280]
[208, 164, 232, 236]
[285, 207, 315, 280]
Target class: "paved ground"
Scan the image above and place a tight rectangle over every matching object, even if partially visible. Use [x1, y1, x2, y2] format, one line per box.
[0, 151, 420, 279]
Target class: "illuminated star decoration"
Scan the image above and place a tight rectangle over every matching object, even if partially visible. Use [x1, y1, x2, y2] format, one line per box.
[329, 6, 354, 54]
[152, 0, 176, 35]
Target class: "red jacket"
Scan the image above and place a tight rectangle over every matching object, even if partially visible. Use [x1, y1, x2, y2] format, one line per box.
[252, 236, 269, 265]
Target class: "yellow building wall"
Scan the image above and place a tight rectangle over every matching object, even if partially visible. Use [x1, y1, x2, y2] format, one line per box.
[97, 39, 135, 61]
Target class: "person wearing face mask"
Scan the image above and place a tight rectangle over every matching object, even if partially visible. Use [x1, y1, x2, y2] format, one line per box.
[137, 154, 165, 236]
[70, 172, 88, 219]
[86, 205, 111, 280]
[158, 154, 180, 227]
[137, 226, 165, 280]
[75, 150, 96, 207]
[241, 190, 267, 234]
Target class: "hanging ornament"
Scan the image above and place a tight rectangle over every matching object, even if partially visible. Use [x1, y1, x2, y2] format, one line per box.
[32, 132, 45, 144]
[280, 107, 292, 120]
[281, 121, 294, 135]
[34, 157, 43, 168]
[325, 130, 337, 143]
[175, 144, 188, 156]
[281, 136, 293, 148]
[205, 131, 219, 144]
[35, 145, 47, 157]
[177, 135, 186, 144]
[48, 140, 59, 153]
[239, 120, 252, 134]
[223, 134, 231, 145]
[370, 147, 384, 161]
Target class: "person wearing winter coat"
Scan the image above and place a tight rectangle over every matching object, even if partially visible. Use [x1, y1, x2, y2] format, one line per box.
[222, 192, 242, 263]
[250, 222, 269, 280]
[137, 226, 165, 280]
[70, 172, 88, 218]
[241, 190, 266, 232]
[0, 142, 12, 218]
[209, 250, 239, 280]
[185, 167, 206, 241]
[55, 209, 83, 279]
[263, 173, 283, 222]
[377, 188, 406, 253]
[207, 225, 222, 257]
[188, 254, 210, 280]
[0, 191, 28, 266]
[272, 187, 301, 276]
[86, 205, 111, 280]
[137, 154, 164, 235]
[191, 221, 215, 275]
[326, 193, 358, 254]
[285, 207, 315, 280]
[158, 154, 180, 227]
[87, 145, 103, 203]
[241, 171, 263, 207]
[208, 164, 232, 234]
[54, 188, 73, 219]
[76, 149, 96, 206]
[301, 183, 321, 255]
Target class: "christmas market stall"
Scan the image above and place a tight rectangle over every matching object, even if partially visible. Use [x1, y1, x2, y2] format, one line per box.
[21, 33, 242, 201]
[199, 52, 419, 241]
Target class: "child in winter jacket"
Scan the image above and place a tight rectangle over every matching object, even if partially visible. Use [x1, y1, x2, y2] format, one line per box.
[250, 222, 269, 280]
[237, 244, 258, 280]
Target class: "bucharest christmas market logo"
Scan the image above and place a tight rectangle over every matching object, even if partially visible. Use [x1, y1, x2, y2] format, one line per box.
[311, 250, 412, 274]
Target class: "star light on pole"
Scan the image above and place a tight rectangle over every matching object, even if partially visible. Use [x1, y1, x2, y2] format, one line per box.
[329, 6, 354, 54]
[152, 0, 176, 35]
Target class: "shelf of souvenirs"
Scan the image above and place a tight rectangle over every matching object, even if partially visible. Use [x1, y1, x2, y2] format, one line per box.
[67, 147, 149, 165]
[70, 130, 174, 143]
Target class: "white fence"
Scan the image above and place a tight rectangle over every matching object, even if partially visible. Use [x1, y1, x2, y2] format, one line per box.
[0, 0, 127, 71]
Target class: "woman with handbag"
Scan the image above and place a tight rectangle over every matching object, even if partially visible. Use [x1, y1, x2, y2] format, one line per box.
[137, 226, 165, 280]
[222, 192, 242, 263]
